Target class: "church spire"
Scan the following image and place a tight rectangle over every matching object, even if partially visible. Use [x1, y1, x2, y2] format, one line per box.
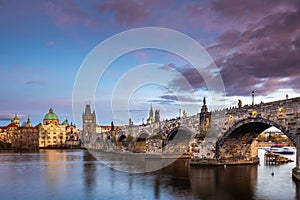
[149, 104, 153, 117]
[201, 97, 208, 113]
[26, 116, 32, 127]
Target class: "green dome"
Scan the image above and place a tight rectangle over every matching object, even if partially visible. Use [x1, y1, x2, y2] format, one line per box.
[44, 108, 58, 120]
[12, 114, 19, 121]
[62, 118, 69, 125]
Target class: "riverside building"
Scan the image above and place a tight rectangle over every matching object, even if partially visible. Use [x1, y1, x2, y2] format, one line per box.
[38, 108, 80, 148]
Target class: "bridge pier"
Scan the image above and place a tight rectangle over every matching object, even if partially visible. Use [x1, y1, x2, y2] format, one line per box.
[293, 134, 300, 181]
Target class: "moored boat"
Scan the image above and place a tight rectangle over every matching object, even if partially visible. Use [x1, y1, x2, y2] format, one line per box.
[265, 146, 295, 154]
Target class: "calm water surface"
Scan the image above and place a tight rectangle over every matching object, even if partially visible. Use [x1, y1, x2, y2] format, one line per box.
[0, 149, 299, 200]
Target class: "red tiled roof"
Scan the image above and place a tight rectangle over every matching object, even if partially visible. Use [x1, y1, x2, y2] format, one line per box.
[7, 123, 18, 128]
[100, 126, 121, 129]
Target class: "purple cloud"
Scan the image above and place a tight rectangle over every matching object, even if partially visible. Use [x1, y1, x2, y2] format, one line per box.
[0, 114, 26, 121]
[166, 0, 300, 96]
[96, 0, 173, 26]
[47, 41, 55, 46]
[24, 80, 47, 85]
[46, 0, 99, 28]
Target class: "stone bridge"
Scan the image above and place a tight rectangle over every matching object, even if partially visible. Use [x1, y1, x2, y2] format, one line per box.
[113, 114, 199, 153]
[110, 96, 300, 180]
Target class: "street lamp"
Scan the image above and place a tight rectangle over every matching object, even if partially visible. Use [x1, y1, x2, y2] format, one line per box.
[252, 91, 255, 106]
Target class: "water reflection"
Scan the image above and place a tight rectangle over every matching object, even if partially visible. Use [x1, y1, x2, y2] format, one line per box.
[149, 159, 257, 199]
[0, 149, 298, 199]
[82, 150, 97, 193]
[190, 165, 257, 199]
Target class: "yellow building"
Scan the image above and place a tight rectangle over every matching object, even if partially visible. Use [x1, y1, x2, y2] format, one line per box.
[38, 108, 80, 148]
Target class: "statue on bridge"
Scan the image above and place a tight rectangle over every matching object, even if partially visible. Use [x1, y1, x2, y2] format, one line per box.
[238, 99, 242, 108]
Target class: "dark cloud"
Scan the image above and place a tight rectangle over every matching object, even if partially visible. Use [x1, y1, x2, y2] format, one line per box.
[160, 95, 178, 101]
[25, 80, 46, 85]
[97, 0, 172, 26]
[214, 6, 300, 96]
[148, 99, 175, 105]
[46, 0, 99, 27]
[149, 94, 199, 105]
[161, 64, 207, 92]
[166, 0, 300, 96]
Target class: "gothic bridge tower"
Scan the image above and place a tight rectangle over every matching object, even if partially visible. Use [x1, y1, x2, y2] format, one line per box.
[199, 97, 211, 132]
[82, 104, 96, 135]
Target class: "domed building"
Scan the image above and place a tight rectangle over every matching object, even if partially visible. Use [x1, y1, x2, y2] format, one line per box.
[11, 114, 20, 126]
[38, 108, 80, 148]
[43, 108, 59, 125]
[0, 114, 38, 151]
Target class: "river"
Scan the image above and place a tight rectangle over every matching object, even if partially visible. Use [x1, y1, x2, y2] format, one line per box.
[0, 149, 298, 200]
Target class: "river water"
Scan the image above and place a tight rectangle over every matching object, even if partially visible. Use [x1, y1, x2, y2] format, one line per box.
[0, 149, 299, 200]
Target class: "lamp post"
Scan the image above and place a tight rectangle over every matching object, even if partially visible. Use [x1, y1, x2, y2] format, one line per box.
[252, 91, 255, 106]
[179, 109, 181, 118]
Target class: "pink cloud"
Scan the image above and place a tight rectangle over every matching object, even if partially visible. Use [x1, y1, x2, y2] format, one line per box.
[161, 0, 300, 96]
[96, 0, 173, 26]
[45, 0, 99, 28]
[47, 41, 55, 46]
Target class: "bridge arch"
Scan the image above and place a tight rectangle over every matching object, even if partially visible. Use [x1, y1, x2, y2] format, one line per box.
[134, 131, 150, 153]
[163, 126, 193, 154]
[136, 131, 150, 142]
[166, 126, 193, 141]
[117, 134, 126, 143]
[216, 117, 296, 160]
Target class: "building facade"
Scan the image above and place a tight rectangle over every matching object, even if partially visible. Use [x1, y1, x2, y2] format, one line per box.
[38, 108, 80, 148]
[0, 114, 38, 151]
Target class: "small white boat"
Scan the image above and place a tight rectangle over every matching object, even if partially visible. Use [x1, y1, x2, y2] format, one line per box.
[265, 146, 295, 154]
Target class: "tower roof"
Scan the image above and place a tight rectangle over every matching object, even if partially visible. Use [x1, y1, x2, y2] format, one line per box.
[62, 118, 69, 125]
[12, 114, 19, 121]
[85, 104, 92, 115]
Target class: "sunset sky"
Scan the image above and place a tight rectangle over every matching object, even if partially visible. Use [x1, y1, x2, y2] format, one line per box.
[1, 0, 299, 127]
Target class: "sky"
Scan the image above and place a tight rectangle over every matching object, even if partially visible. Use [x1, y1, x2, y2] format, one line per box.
[0, 0, 300, 128]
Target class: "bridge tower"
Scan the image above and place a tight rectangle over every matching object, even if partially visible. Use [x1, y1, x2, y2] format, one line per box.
[199, 97, 211, 131]
[82, 104, 96, 135]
